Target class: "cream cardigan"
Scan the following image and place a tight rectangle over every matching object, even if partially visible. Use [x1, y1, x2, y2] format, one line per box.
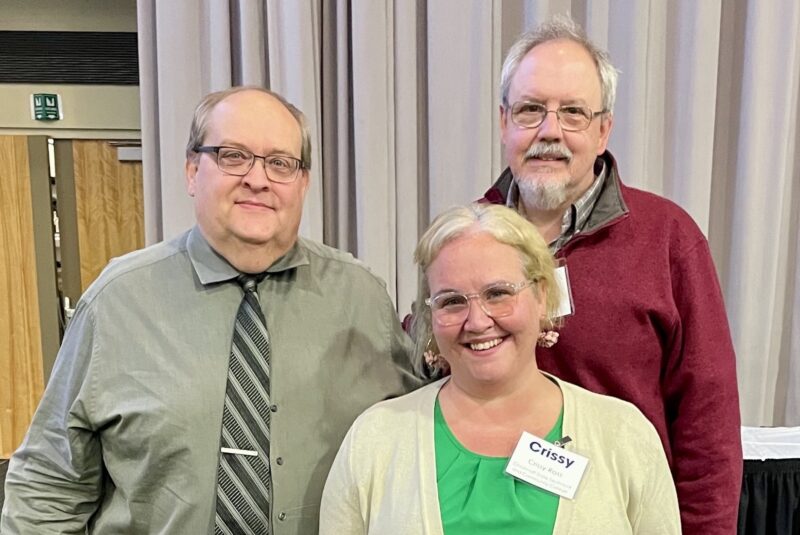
[320, 375, 681, 534]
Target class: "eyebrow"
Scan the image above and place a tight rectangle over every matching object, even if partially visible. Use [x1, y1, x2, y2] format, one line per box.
[431, 288, 461, 296]
[430, 280, 515, 296]
[216, 140, 300, 157]
[515, 97, 590, 106]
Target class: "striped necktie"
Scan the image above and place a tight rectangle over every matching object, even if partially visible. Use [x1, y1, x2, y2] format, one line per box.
[215, 275, 272, 534]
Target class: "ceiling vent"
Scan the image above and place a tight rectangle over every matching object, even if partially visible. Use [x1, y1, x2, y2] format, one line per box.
[0, 31, 138, 85]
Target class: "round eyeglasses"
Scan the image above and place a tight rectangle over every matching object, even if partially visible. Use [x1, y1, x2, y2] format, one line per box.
[194, 145, 306, 183]
[425, 280, 535, 327]
[508, 101, 608, 131]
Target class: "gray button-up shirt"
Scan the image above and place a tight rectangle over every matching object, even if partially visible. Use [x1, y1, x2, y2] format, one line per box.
[1, 227, 422, 534]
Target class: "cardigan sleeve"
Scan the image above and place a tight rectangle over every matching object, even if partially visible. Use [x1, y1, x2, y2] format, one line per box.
[631, 418, 682, 534]
[319, 423, 367, 535]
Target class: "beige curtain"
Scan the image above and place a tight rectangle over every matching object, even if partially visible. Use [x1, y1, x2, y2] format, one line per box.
[137, 0, 800, 427]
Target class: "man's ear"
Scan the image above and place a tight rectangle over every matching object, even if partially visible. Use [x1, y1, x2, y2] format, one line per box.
[185, 155, 198, 196]
[499, 104, 509, 146]
[298, 169, 310, 200]
[596, 113, 614, 155]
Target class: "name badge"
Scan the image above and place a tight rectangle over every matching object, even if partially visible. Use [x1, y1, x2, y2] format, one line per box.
[553, 264, 574, 318]
[504, 431, 588, 499]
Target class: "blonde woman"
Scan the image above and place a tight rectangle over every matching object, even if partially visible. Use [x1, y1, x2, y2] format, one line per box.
[320, 204, 679, 534]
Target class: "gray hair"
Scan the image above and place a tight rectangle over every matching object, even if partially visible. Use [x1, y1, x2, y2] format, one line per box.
[500, 14, 619, 113]
[185, 85, 312, 169]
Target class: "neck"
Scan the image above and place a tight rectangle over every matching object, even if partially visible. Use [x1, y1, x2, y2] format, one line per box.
[515, 168, 597, 242]
[209, 235, 295, 274]
[439, 363, 564, 456]
[442, 365, 560, 418]
[519, 201, 567, 244]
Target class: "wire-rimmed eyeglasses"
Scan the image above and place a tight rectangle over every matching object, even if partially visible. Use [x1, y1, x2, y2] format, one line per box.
[425, 280, 536, 327]
[194, 145, 306, 183]
[507, 101, 608, 131]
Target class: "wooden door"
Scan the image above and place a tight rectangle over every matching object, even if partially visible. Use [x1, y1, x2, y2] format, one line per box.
[71, 140, 144, 291]
[0, 136, 53, 458]
[0, 138, 144, 458]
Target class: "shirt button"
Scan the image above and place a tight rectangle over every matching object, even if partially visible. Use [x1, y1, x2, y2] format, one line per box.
[276, 457, 283, 465]
[270, 404, 278, 412]
[278, 512, 286, 521]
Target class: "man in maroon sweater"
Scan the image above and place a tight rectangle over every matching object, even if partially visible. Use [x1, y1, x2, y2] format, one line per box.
[483, 16, 742, 534]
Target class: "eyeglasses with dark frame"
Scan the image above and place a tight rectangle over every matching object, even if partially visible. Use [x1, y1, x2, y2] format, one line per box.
[194, 145, 306, 183]
[507, 101, 608, 131]
[425, 279, 536, 327]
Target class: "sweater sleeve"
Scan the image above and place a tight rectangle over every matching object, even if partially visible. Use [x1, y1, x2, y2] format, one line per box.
[319, 423, 367, 535]
[665, 237, 742, 534]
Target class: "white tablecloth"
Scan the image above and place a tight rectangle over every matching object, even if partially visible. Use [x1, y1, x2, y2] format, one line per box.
[742, 426, 800, 460]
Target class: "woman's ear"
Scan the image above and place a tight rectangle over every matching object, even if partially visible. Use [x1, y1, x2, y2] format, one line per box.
[536, 279, 548, 307]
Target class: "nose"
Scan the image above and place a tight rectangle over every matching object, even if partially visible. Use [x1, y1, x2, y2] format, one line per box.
[536, 109, 564, 142]
[462, 297, 494, 332]
[242, 157, 270, 190]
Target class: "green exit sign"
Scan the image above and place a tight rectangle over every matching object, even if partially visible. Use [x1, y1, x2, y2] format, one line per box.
[31, 93, 62, 120]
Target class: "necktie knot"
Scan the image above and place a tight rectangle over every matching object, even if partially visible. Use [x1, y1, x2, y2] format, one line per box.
[237, 274, 263, 294]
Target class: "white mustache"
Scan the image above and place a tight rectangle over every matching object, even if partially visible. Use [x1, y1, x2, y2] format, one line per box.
[524, 143, 573, 162]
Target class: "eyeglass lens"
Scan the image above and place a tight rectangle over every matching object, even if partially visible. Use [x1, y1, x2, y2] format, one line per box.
[431, 284, 521, 326]
[217, 147, 300, 182]
[511, 102, 593, 131]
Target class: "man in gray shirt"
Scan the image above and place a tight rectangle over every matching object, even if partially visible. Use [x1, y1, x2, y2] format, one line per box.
[1, 87, 422, 534]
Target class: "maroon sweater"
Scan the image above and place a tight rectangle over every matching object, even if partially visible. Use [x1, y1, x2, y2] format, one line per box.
[482, 152, 742, 535]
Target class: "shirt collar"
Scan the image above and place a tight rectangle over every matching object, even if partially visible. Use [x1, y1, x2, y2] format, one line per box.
[568, 159, 607, 236]
[187, 226, 310, 286]
[505, 178, 521, 209]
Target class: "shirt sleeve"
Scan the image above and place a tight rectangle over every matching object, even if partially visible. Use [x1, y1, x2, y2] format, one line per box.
[1, 300, 104, 533]
[664, 237, 742, 534]
[388, 299, 428, 388]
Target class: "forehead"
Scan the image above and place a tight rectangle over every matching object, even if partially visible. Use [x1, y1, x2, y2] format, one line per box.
[509, 39, 602, 105]
[204, 91, 302, 151]
[428, 232, 525, 290]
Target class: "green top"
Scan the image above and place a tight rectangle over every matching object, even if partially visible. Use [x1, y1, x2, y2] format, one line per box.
[434, 397, 562, 534]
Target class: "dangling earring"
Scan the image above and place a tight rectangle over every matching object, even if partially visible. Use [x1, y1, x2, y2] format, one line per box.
[537, 330, 559, 348]
[537, 312, 559, 348]
[424, 337, 450, 375]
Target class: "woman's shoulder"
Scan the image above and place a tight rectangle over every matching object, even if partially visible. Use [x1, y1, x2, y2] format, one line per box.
[557, 378, 662, 446]
[346, 379, 445, 438]
[556, 377, 672, 485]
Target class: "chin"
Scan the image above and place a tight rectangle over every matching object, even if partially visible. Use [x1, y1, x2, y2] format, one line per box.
[232, 229, 277, 247]
[461, 360, 514, 385]
[517, 179, 568, 211]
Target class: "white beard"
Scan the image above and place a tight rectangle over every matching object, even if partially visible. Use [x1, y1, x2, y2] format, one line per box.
[515, 142, 574, 211]
[516, 175, 569, 211]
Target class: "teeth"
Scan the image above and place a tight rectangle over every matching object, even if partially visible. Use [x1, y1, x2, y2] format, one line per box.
[470, 339, 501, 351]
